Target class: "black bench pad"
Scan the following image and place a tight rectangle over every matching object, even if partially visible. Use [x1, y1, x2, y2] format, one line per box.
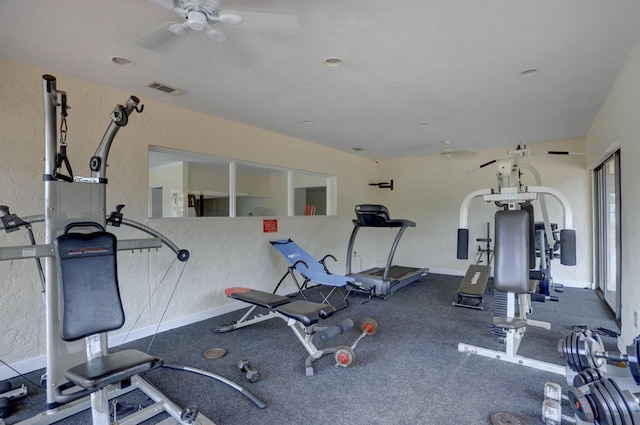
[224, 287, 336, 326]
[65, 349, 163, 391]
[276, 300, 336, 326]
[225, 287, 291, 309]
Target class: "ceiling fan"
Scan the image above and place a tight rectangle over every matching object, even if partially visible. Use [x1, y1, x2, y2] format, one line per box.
[437, 140, 475, 159]
[139, 0, 299, 49]
[149, 0, 241, 42]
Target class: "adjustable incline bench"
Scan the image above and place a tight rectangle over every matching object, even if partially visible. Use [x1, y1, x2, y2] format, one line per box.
[217, 287, 378, 376]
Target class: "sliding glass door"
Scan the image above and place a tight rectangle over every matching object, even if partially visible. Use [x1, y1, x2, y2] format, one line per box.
[594, 151, 621, 320]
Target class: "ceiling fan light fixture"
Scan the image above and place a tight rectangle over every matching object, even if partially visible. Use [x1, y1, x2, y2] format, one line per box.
[187, 11, 208, 31]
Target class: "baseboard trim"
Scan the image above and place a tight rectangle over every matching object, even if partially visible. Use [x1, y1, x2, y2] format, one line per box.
[0, 301, 244, 380]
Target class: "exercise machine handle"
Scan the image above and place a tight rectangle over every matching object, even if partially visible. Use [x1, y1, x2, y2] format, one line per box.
[63, 222, 106, 234]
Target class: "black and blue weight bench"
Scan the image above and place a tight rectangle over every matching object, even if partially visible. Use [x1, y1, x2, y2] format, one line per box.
[217, 287, 378, 376]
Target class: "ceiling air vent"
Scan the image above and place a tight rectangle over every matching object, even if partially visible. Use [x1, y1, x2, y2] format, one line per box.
[145, 81, 186, 97]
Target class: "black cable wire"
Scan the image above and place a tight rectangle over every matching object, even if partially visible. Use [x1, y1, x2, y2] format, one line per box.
[0, 358, 41, 391]
[146, 259, 189, 354]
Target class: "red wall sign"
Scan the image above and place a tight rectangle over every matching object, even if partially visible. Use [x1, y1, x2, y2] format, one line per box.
[263, 219, 278, 233]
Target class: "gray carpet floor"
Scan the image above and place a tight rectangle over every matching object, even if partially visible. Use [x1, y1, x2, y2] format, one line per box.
[3, 273, 619, 425]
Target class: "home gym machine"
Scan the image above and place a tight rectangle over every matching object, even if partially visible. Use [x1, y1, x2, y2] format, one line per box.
[456, 145, 577, 375]
[0, 75, 260, 424]
[345, 204, 429, 297]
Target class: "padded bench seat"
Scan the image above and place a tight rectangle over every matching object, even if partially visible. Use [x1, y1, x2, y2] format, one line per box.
[275, 300, 335, 326]
[225, 287, 336, 326]
[65, 349, 164, 391]
[225, 287, 291, 309]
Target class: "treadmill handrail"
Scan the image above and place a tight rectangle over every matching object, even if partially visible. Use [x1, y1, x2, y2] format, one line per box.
[382, 226, 408, 282]
[347, 204, 416, 281]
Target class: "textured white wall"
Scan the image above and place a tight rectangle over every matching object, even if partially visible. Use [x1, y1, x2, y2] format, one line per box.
[585, 37, 640, 347]
[0, 58, 376, 378]
[2, 48, 627, 379]
[370, 139, 591, 286]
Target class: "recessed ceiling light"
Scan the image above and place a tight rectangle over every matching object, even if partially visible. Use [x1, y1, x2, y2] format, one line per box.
[351, 147, 365, 151]
[301, 120, 313, 124]
[324, 57, 343, 68]
[419, 122, 430, 127]
[111, 56, 134, 67]
[519, 68, 539, 78]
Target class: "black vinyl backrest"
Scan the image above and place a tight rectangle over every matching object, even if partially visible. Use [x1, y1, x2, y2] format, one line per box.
[494, 210, 530, 294]
[54, 230, 125, 341]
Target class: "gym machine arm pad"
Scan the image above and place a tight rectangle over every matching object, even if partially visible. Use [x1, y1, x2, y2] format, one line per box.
[457, 228, 469, 259]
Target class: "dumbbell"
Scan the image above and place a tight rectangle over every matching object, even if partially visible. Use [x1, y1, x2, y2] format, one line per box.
[237, 359, 260, 383]
[559, 330, 640, 385]
[333, 318, 379, 369]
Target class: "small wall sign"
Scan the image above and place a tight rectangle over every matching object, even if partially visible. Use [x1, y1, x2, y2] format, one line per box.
[263, 219, 278, 233]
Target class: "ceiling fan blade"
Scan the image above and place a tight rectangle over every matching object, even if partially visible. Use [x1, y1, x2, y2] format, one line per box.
[221, 9, 299, 34]
[149, 0, 176, 11]
[206, 27, 227, 42]
[169, 22, 189, 35]
[135, 22, 182, 50]
[218, 12, 242, 25]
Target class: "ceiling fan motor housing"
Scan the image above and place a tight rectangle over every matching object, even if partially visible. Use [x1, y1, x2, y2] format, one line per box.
[187, 11, 207, 30]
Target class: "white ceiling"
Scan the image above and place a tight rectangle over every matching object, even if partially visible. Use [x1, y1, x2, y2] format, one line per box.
[1, 1, 639, 160]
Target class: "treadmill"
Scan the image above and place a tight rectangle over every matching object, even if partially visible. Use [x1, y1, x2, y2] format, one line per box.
[346, 204, 429, 297]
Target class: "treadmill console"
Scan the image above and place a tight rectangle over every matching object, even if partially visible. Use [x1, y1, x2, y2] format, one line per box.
[354, 204, 415, 228]
[355, 204, 391, 226]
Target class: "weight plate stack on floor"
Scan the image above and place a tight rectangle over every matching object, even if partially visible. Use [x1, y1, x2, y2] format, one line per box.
[489, 411, 527, 425]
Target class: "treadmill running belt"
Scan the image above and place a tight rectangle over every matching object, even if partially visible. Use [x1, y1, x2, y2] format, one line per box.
[370, 266, 419, 279]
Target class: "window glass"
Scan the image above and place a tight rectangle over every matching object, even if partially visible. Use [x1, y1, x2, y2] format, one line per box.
[148, 147, 335, 218]
[292, 171, 331, 216]
[149, 149, 229, 218]
[235, 162, 288, 217]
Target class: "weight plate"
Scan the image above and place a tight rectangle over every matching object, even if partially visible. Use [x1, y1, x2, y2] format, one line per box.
[360, 318, 379, 336]
[577, 332, 591, 371]
[596, 380, 623, 425]
[203, 348, 227, 359]
[592, 381, 618, 425]
[334, 346, 355, 368]
[558, 336, 568, 360]
[570, 332, 582, 371]
[602, 379, 632, 425]
[489, 411, 527, 425]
